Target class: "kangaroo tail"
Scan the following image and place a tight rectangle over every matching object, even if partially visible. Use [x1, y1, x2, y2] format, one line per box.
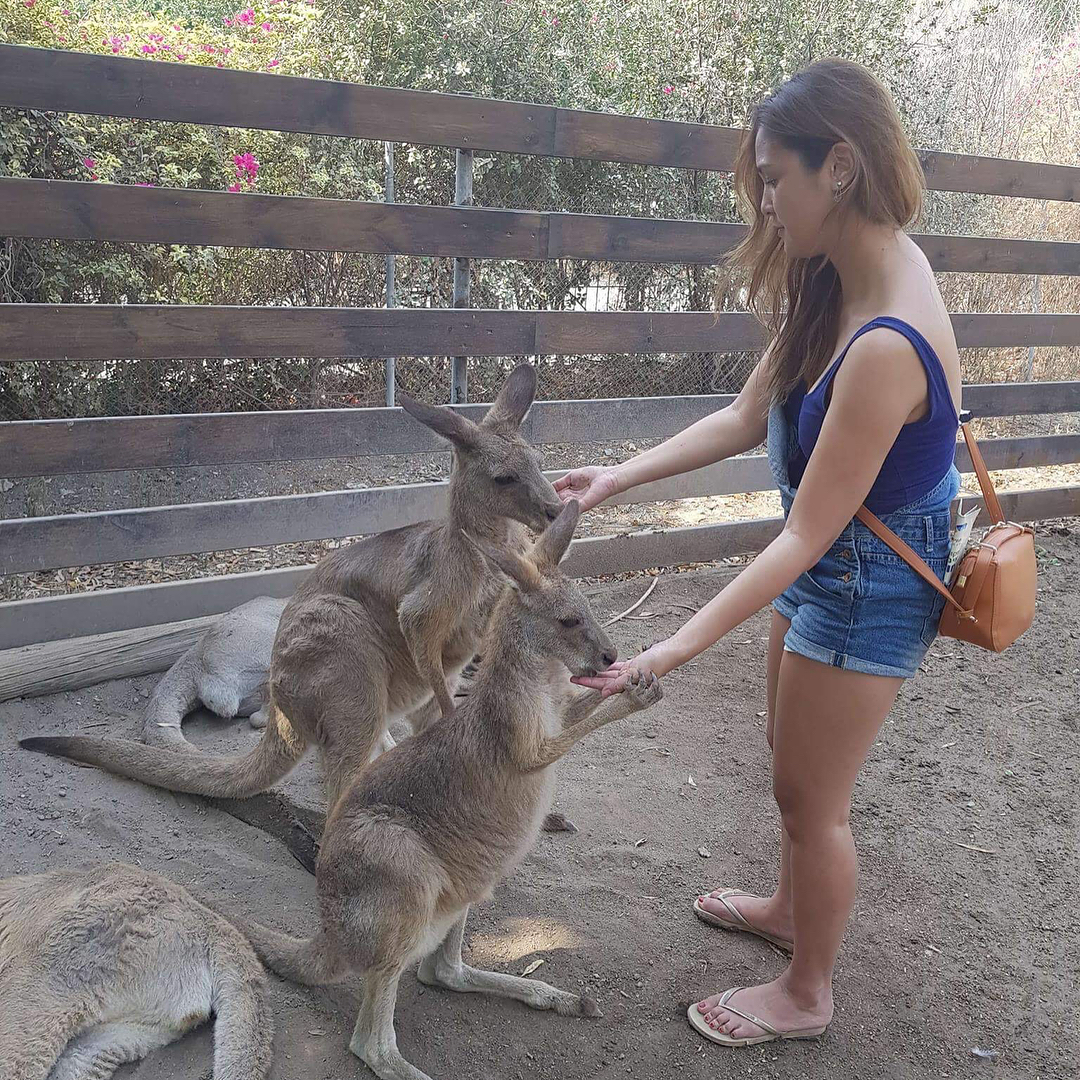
[141, 646, 202, 749]
[20, 704, 305, 799]
[239, 920, 347, 988]
[207, 933, 274, 1080]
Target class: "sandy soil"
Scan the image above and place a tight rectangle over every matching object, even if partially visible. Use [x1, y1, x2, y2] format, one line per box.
[2, 524, 1078, 1080]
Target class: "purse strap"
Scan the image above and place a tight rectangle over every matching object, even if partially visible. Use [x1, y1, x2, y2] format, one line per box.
[853, 420, 1000, 614]
[854, 503, 964, 611]
[959, 422, 1004, 524]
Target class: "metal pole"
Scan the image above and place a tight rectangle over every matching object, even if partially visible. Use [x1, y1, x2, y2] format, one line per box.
[384, 141, 397, 407]
[450, 143, 474, 404]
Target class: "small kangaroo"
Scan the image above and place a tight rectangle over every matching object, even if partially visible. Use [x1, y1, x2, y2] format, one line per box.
[142, 596, 288, 749]
[237, 501, 663, 1080]
[22, 365, 563, 813]
[0, 861, 272, 1080]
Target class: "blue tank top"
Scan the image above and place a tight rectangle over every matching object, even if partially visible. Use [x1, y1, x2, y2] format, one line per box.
[783, 316, 959, 514]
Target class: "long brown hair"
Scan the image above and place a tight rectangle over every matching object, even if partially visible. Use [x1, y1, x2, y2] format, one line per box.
[727, 59, 925, 403]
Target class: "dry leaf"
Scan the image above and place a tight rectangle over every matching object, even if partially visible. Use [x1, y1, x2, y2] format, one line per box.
[521, 958, 545, 977]
[686, 774, 696, 788]
[698, 846, 712, 858]
[308, 1029, 327, 1037]
[634, 837, 648, 847]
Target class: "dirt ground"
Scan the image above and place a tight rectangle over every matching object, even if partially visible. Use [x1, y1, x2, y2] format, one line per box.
[2, 525, 1078, 1080]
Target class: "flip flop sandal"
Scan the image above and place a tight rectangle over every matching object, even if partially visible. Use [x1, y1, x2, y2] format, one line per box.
[692, 889, 794, 953]
[687, 986, 828, 1047]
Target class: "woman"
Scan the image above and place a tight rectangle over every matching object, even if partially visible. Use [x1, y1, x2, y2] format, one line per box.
[557, 59, 962, 1048]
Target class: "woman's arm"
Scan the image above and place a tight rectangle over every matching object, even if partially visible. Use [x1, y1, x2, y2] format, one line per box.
[575, 329, 931, 694]
[555, 355, 772, 510]
[611, 356, 771, 492]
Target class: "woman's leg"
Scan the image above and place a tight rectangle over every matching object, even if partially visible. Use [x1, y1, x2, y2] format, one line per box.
[695, 648, 903, 1039]
[696, 611, 794, 943]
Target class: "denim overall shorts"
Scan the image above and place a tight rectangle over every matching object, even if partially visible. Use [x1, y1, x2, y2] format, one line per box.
[767, 401, 961, 678]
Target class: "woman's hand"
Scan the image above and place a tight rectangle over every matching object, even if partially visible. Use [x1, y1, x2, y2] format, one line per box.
[571, 638, 682, 698]
[553, 466, 621, 512]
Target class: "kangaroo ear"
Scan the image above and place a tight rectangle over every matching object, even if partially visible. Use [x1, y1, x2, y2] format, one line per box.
[481, 364, 537, 432]
[460, 531, 542, 593]
[398, 392, 480, 450]
[531, 499, 581, 570]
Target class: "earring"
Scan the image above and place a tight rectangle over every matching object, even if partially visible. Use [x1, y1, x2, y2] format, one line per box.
[833, 180, 844, 203]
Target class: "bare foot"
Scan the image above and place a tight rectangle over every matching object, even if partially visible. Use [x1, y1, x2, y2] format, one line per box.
[694, 976, 832, 1041]
[696, 889, 794, 946]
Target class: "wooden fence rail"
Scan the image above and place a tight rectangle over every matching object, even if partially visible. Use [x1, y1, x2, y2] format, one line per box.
[3, 179, 1079, 274]
[2, 433, 1078, 577]
[2, 45, 1079, 202]
[1, 43, 1078, 659]
[3, 381, 1079, 480]
[1, 482, 1076, 653]
[5, 307, 1080, 363]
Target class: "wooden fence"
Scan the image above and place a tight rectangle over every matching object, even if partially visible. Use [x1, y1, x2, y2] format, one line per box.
[1, 44, 1079, 659]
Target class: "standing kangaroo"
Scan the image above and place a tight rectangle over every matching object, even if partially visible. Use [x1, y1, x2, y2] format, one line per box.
[238, 501, 663, 1080]
[0, 861, 272, 1080]
[22, 365, 563, 813]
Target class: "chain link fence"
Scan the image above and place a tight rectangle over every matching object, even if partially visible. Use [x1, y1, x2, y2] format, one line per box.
[2, 132, 1079, 421]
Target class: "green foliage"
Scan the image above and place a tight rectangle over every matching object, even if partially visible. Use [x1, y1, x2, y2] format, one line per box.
[4, 0, 1050, 414]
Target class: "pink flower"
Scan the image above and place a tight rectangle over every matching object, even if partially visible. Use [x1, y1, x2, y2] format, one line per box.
[221, 46, 231, 54]
[141, 44, 157, 53]
[202, 44, 215, 52]
[662, 85, 674, 93]
[61, 8, 70, 14]
[260, 21, 273, 32]
[24, 0, 35, 8]
[82, 157, 96, 169]
[237, 7, 255, 25]
[216, 61, 225, 67]
[267, 58, 280, 68]
[225, 16, 233, 25]
[173, 24, 181, 31]
[232, 152, 260, 185]
[228, 182, 242, 192]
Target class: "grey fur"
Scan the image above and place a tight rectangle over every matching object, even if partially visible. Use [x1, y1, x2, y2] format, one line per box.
[142, 596, 288, 750]
[0, 862, 272, 1080]
[21, 365, 563, 814]
[239, 501, 663, 1080]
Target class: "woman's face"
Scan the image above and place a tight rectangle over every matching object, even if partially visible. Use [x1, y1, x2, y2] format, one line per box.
[754, 129, 850, 259]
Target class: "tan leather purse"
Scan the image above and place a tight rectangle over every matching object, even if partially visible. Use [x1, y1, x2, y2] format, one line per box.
[855, 421, 1037, 653]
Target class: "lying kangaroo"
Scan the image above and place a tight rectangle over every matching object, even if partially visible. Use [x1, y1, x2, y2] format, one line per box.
[238, 501, 663, 1080]
[0, 861, 271, 1080]
[142, 596, 288, 749]
[22, 365, 563, 813]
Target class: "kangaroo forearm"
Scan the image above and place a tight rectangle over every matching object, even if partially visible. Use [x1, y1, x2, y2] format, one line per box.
[559, 687, 605, 726]
[400, 620, 455, 718]
[528, 693, 642, 770]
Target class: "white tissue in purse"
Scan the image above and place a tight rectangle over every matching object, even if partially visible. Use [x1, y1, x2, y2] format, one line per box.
[945, 502, 981, 585]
